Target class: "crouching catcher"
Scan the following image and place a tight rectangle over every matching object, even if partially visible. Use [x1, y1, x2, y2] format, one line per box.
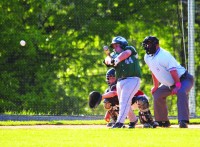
[104, 89, 159, 128]
[89, 68, 158, 128]
[132, 91, 159, 128]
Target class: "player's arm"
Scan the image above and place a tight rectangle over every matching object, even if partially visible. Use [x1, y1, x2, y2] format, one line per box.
[170, 69, 180, 83]
[151, 72, 159, 94]
[170, 69, 181, 95]
[113, 50, 132, 66]
[114, 46, 137, 66]
[115, 50, 131, 61]
[102, 91, 117, 99]
[152, 73, 159, 88]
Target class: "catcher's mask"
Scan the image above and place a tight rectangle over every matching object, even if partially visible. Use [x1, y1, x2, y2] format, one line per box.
[106, 68, 116, 86]
[136, 96, 149, 112]
[142, 36, 159, 55]
[89, 91, 102, 109]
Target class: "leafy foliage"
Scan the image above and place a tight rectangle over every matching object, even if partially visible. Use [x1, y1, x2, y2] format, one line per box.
[0, 0, 199, 115]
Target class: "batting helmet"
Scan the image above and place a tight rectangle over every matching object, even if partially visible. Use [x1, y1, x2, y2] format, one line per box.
[142, 36, 159, 55]
[110, 36, 128, 49]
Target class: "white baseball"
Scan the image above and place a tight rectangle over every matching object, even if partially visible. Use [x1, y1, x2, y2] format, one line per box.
[20, 40, 26, 46]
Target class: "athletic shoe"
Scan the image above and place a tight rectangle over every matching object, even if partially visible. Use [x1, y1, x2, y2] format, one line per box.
[107, 122, 115, 127]
[152, 121, 159, 128]
[143, 123, 152, 128]
[143, 121, 159, 128]
[179, 120, 189, 128]
[128, 118, 138, 129]
[111, 122, 124, 128]
[107, 119, 116, 127]
[156, 121, 171, 128]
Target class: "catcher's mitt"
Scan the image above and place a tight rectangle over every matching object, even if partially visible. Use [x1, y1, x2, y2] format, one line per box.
[89, 91, 102, 109]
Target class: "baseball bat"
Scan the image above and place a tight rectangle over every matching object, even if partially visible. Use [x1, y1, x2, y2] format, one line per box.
[103, 45, 114, 66]
[103, 45, 110, 56]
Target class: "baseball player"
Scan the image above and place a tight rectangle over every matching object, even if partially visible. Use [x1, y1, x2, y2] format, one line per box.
[142, 36, 194, 128]
[102, 68, 119, 127]
[104, 36, 141, 128]
[103, 68, 137, 128]
[102, 68, 158, 128]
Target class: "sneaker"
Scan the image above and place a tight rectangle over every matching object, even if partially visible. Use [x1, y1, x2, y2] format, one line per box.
[143, 121, 158, 128]
[179, 120, 189, 128]
[111, 122, 124, 128]
[151, 121, 159, 128]
[128, 118, 138, 129]
[143, 123, 152, 128]
[107, 122, 115, 127]
[107, 119, 116, 127]
[157, 121, 171, 128]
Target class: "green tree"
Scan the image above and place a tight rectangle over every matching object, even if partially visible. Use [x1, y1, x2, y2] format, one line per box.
[0, 0, 199, 115]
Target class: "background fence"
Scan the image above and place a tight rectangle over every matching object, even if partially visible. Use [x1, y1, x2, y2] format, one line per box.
[0, 0, 199, 117]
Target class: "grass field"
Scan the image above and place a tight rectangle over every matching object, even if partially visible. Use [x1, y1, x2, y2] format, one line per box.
[0, 119, 200, 147]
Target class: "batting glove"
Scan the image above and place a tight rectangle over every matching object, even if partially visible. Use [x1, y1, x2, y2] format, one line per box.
[113, 57, 120, 66]
[104, 56, 112, 65]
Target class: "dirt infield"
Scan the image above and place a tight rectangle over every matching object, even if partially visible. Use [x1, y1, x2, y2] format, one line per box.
[1, 124, 200, 129]
[0, 115, 200, 129]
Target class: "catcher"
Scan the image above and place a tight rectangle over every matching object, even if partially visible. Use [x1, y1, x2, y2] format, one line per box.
[89, 68, 159, 128]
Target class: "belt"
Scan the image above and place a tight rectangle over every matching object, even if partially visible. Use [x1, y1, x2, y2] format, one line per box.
[170, 71, 188, 89]
[117, 77, 127, 82]
[180, 71, 188, 81]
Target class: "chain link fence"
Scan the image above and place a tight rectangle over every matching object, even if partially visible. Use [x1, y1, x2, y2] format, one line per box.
[0, 0, 199, 117]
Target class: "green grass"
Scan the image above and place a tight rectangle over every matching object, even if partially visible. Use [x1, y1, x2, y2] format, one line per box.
[0, 127, 200, 147]
[0, 119, 200, 146]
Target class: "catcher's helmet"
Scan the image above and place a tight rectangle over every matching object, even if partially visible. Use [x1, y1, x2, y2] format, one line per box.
[142, 36, 159, 55]
[89, 91, 102, 109]
[106, 68, 116, 85]
[110, 36, 128, 49]
[106, 68, 115, 78]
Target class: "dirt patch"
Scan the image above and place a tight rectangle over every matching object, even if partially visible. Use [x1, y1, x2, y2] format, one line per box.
[1, 124, 200, 129]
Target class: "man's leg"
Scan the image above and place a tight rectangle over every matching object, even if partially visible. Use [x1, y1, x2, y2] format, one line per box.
[153, 85, 171, 122]
[112, 77, 140, 128]
[177, 73, 194, 125]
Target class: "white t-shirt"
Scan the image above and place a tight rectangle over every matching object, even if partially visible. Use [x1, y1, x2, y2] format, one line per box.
[144, 48, 186, 87]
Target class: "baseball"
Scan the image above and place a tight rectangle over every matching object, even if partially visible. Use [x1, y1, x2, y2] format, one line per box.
[20, 40, 26, 46]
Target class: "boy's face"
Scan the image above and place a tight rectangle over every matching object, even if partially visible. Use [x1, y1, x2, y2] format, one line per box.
[107, 76, 116, 85]
[112, 43, 123, 53]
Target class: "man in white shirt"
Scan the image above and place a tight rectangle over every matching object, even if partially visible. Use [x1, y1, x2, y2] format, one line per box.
[142, 36, 194, 128]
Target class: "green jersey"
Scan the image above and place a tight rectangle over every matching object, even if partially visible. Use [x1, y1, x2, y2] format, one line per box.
[111, 46, 142, 79]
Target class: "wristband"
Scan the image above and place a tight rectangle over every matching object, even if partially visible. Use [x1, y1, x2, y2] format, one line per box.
[175, 82, 181, 89]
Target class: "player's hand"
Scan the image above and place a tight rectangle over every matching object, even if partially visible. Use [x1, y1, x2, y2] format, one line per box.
[171, 82, 181, 95]
[104, 56, 112, 65]
[151, 86, 158, 94]
[113, 57, 120, 66]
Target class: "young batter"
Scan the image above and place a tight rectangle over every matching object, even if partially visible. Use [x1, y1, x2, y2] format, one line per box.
[104, 36, 142, 128]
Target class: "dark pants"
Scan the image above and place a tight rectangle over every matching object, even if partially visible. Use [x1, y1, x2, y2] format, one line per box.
[153, 72, 194, 122]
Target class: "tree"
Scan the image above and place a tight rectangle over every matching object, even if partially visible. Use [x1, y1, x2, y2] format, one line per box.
[0, 0, 199, 115]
